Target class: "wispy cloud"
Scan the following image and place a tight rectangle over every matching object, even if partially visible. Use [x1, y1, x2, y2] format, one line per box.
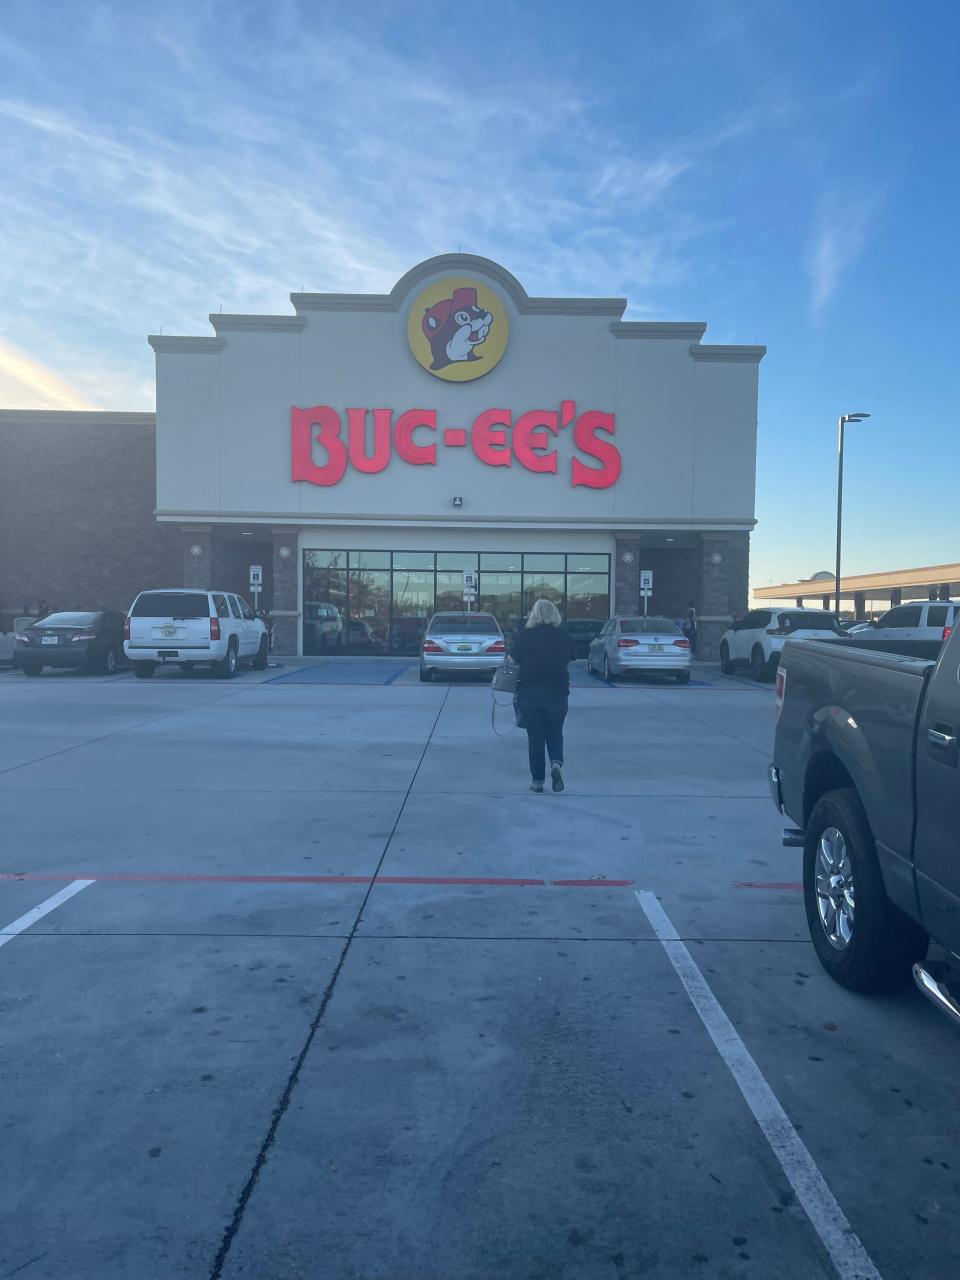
[0, 5, 800, 407]
[807, 191, 880, 318]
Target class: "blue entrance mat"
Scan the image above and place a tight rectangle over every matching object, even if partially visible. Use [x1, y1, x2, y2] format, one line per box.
[268, 662, 412, 685]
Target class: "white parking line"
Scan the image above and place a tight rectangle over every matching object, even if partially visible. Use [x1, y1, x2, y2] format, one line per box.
[636, 889, 881, 1280]
[0, 880, 94, 950]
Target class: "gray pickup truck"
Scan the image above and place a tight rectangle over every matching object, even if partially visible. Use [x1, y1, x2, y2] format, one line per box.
[770, 624, 960, 1025]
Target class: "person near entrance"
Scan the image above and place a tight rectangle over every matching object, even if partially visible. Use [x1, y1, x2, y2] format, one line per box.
[511, 598, 576, 793]
[683, 601, 699, 656]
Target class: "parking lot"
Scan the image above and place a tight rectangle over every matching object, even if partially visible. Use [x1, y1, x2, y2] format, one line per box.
[1, 659, 958, 1280]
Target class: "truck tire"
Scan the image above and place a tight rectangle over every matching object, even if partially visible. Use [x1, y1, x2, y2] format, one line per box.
[216, 640, 239, 679]
[750, 646, 769, 682]
[133, 662, 156, 679]
[804, 788, 927, 993]
[719, 642, 734, 674]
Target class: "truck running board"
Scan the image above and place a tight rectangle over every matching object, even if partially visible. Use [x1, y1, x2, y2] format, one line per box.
[913, 962, 960, 1030]
[781, 828, 805, 847]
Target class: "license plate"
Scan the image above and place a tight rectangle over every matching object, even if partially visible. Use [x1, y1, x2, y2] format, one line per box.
[161, 625, 177, 637]
[457, 644, 471, 652]
[41, 636, 59, 645]
[650, 644, 664, 653]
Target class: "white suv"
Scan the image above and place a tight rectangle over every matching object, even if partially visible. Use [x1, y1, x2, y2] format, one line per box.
[720, 608, 842, 682]
[866, 599, 959, 643]
[124, 589, 269, 679]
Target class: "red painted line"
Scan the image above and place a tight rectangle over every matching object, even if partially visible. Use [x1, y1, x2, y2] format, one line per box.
[735, 881, 803, 891]
[550, 879, 634, 887]
[0, 871, 630, 890]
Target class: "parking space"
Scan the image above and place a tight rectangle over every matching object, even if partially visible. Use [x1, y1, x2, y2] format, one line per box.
[2, 665, 959, 1278]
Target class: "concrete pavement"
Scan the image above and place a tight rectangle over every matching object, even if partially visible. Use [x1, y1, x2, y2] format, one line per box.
[1, 660, 958, 1279]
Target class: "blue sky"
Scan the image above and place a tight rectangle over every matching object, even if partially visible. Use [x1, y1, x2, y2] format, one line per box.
[1, 0, 957, 590]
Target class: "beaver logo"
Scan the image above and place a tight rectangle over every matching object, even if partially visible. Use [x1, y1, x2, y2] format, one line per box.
[421, 287, 493, 370]
[407, 277, 509, 381]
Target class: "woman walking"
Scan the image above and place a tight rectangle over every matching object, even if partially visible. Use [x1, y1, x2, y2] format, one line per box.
[512, 599, 576, 793]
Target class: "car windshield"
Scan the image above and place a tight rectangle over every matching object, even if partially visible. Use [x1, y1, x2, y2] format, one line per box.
[620, 618, 680, 634]
[34, 612, 98, 627]
[780, 612, 839, 631]
[428, 614, 501, 635]
[131, 593, 210, 619]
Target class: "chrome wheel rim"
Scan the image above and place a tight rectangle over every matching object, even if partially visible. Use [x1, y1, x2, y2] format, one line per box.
[106, 650, 116, 673]
[815, 826, 855, 950]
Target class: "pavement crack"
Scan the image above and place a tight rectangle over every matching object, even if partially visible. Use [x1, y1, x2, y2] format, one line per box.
[207, 683, 452, 1280]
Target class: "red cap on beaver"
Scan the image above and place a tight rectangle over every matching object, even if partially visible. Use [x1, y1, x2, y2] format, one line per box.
[422, 287, 479, 340]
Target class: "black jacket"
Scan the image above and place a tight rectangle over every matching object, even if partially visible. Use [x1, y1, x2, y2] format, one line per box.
[511, 624, 576, 692]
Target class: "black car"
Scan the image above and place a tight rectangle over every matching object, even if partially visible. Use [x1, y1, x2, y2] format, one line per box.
[14, 610, 126, 675]
[565, 617, 606, 658]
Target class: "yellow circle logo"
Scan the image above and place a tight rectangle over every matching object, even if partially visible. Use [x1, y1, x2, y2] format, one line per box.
[407, 277, 509, 381]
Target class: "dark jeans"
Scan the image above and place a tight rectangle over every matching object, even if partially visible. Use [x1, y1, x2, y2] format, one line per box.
[518, 686, 568, 782]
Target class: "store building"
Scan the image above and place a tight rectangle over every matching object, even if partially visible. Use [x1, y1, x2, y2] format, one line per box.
[0, 254, 764, 658]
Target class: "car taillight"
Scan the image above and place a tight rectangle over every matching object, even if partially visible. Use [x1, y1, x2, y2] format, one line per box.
[486, 639, 506, 653]
[766, 627, 784, 636]
[775, 667, 787, 721]
[71, 632, 97, 641]
[944, 626, 952, 641]
[673, 639, 690, 648]
[618, 638, 640, 648]
[422, 640, 443, 654]
[123, 617, 130, 640]
[210, 617, 220, 641]
[14, 632, 30, 643]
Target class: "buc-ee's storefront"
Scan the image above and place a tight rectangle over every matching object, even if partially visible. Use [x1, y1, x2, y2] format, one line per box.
[0, 254, 764, 658]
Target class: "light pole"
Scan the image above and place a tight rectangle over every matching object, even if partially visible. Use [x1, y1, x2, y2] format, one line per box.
[835, 412, 870, 617]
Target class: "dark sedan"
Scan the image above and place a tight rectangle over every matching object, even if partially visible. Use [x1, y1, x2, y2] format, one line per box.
[565, 617, 606, 658]
[14, 610, 126, 675]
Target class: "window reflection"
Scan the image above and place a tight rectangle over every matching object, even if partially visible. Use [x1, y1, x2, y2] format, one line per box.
[302, 551, 610, 654]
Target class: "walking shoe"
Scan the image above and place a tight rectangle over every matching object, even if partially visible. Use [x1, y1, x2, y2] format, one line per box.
[530, 781, 544, 793]
[551, 763, 565, 793]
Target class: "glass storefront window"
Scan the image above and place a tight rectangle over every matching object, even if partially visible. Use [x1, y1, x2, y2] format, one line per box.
[350, 551, 390, 571]
[347, 569, 390, 653]
[436, 552, 479, 571]
[393, 551, 435, 571]
[304, 550, 347, 570]
[301, 550, 610, 654]
[478, 573, 523, 639]
[480, 552, 522, 572]
[523, 573, 565, 616]
[566, 573, 610, 620]
[435, 572, 466, 614]
[523, 553, 564, 572]
[566, 553, 609, 573]
[390, 569, 433, 654]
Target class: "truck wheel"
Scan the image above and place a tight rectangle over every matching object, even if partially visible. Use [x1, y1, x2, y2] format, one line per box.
[750, 646, 769, 682]
[216, 640, 238, 679]
[719, 642, 734, 674]
[804, 788, 927, 993]
[253, 636, 269, 670]
[133, 662, 156, 679]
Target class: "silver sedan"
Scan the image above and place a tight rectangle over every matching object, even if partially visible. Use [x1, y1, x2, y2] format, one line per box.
[587, 615, 692, 683]
[419, 612, 507, 682]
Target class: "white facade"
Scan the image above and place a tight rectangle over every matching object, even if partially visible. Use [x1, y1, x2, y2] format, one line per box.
[148, 254, 764, 655]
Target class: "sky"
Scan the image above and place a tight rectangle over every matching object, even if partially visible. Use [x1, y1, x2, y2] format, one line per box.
[1, 0, 957, 591]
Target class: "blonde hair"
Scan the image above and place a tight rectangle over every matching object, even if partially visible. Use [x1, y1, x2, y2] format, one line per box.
[526, 598, 562, 628]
